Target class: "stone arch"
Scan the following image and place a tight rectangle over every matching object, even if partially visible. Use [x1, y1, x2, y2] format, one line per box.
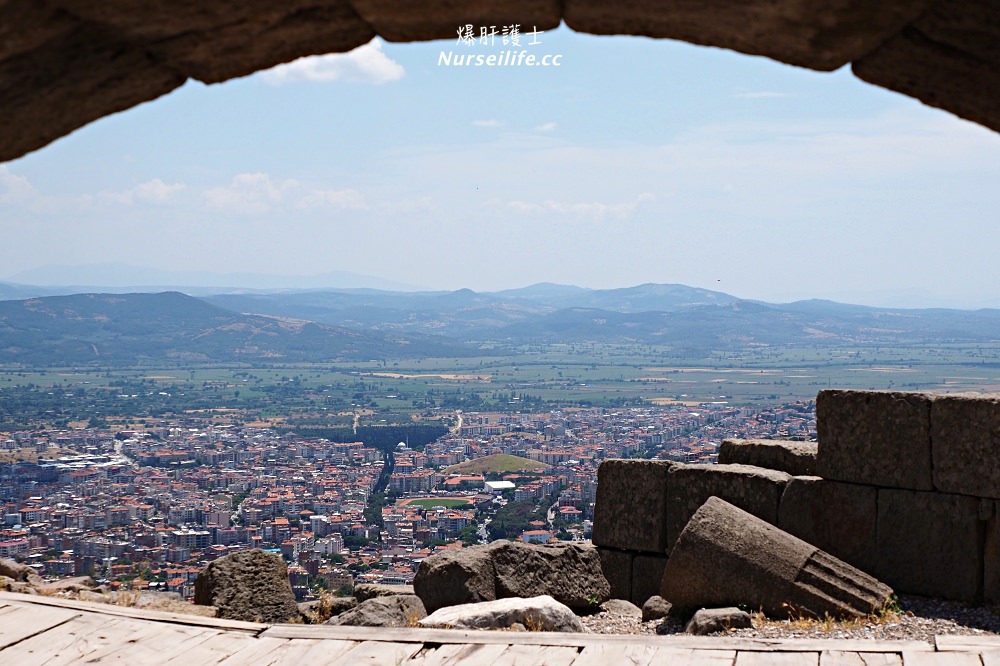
[1, 0, 997, 163]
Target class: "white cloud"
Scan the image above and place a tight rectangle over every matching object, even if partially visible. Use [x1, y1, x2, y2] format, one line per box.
[94, 179, 185, 206]
[205, 173, 297, 214]
[472, 119, 503, 128]
[297, 188, 367, 210]
[132, 179, 185, 204]
[508, 193, 655, 221]
[259, 39, 404, 85]
[534, 122, 558, 132]
[0, 166, 38, 205]
[205, 173, 367, 213]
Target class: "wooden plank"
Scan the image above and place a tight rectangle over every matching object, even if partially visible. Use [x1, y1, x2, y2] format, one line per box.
[937, 635, 1000, 652]
[0, 591, 266, 633]
[239, 637, 360, 665]
[327, 640, 425, 665]
[9, 614, 219, 666]
[574, 645, 736, 666]
[0, 603, 80, 650]
[159, 630, 260, 666]
[493, 644, 579, 666]
[260, 625, 931, 652]
[573, 643, 660, 666]
[407, 643, 511, 666]
[981, 652, 1000, 666]
[902, 652, 983, 666]
[644, 649, 737, 666]
[97, 624, 234, 666]
[215, 636, 293, 665]
[737, 653, 820, 666]
[0, 614, 133, 664]
[821, 652, 903, 666]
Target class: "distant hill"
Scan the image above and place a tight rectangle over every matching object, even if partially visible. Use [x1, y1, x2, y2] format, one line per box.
[203, 282, 741, 338]
[443, 454, 548, 475]
[495, 282, 735, 311]
[207, 286, 1000, 349]
[0, 292, 469, 364]
[498, 300, 1000, 349]
[2, 285, 999, 365]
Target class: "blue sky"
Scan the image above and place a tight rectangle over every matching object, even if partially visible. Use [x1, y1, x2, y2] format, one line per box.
[2, 26, 999, 308]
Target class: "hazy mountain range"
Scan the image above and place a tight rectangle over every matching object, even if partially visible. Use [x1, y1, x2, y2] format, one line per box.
[0, 280, 998, 364]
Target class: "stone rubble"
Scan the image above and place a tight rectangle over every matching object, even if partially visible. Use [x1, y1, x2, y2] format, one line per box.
[419, 595, 585, 633]
[685, 607, 753, 635]
[325, 594, 427, 627]
[413, 540, 609, 613]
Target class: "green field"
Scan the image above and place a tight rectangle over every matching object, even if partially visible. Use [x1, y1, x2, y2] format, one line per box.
[443, 454, 548, 475]
[2, 341, 1000, 430]
[401, 498, 472, 509]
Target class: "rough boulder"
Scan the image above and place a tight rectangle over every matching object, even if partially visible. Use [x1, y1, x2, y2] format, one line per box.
[414, 541, 609, 613]
[325, 594, 426, 627]
[194, 549, 300, 623]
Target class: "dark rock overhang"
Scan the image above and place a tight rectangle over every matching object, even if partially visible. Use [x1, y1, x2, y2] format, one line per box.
[1, 0, 997, 163]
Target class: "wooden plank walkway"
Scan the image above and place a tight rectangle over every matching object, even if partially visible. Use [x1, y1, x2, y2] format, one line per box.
[1, 591, 998, 665]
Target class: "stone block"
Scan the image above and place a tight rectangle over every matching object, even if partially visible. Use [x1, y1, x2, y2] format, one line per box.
[719, 439, 817, 476]
[685, 607, 752, 635]
[664, 463, 791, 553]
[354, 583, 415, 601]
[985, 501, 1000, 604]
[816, 390, 934, 490]
[490, 541, 610, 611]
[931, 393, 1000, 498]
[593, 460, 674, 553]
[876, 489, 983, 601]
[777, 476, 878, 575]
[597, 547, 632, 602]
[662, 497, 893, 619]
[412, 544, 496, 613]
[979, 500, 1000, 604]
[631, 554, 668, 608]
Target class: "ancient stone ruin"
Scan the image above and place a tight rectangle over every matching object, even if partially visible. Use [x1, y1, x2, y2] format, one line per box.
[661, 497, 892, 618]
[594, 389, 1000, 609]
[117, 388, 1000, 629]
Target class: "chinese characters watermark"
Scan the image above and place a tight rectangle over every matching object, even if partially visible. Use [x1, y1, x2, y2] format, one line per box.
[440, 24, 562, 67]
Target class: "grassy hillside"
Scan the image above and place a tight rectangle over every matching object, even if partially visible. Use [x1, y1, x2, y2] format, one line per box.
[443, 453, 547, 475]
[0, 292, 469, 364]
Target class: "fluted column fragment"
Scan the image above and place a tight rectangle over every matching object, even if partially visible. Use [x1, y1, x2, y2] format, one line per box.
[661, 496, 893, 619]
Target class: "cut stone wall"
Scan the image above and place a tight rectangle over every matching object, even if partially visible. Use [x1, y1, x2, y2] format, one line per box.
[718, 438, 817, 476]
[875, 489, 984, 600]
[931, 394, 1000, 499]
[664, 463, 791, 555]
[776, 476, 879, 577]
[592, 459, 674, 554]
[816, 390, 934, 491]
[594, 389, 1000, 605]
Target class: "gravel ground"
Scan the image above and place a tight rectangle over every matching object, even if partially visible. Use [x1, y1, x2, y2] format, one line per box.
[580, 596, 1000, 645]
